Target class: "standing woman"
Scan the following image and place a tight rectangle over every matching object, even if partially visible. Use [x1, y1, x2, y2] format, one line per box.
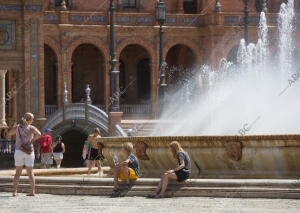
[86, 128, 103, 176]
[7, 112, 41, 196]
[52, 135, 65, 168]
[148, 141, 191, 198]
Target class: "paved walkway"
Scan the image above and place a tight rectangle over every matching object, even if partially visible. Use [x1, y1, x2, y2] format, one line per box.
[0, 193, 300, 213]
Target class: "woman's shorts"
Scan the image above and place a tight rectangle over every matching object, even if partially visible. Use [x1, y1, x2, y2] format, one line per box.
[175, 170, 190, 182]
[14, 150, 35, 167]
[87, 148, 103, 161]
[53, 152, 63, 160]
[119, 168, 138, 181]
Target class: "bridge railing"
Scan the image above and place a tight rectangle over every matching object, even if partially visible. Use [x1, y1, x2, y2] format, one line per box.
[0, 140, 15, 155]
[46, 104, 152, 117]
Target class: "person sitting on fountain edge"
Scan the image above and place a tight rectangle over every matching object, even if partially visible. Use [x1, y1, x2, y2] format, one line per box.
[112, 142, 140, 197]
[148, 141, 191, 198]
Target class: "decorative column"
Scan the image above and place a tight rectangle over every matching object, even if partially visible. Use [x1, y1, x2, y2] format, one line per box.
[85, 84, 91, 104]
[108, 0, 123, 136]
[85, 84, 91, 120]
[63, 81, 68, 104]
[0, 70, 7, 128]
[62, 80, 68, 121]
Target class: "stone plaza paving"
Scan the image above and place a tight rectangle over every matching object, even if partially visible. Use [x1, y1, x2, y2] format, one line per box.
[0, 193, 300, 213]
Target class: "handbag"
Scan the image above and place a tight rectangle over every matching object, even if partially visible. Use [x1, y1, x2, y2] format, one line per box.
[20, 143, 33, 155]
[18, 126, 33, 155]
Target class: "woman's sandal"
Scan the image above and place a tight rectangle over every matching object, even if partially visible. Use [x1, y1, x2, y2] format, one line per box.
[146, 194, 156, 198]
[154, 194, 165, 199]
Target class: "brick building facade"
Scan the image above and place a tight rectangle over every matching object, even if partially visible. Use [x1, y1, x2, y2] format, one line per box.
[0, 0, 300, 129]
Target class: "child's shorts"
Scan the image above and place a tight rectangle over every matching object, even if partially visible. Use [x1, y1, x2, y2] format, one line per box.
[119, 168, 138, 181]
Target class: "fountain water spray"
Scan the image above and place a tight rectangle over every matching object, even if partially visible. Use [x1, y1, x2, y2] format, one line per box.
[152, 0, 299, 136]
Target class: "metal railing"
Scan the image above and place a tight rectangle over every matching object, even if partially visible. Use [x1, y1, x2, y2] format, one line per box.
[45, 105, 58, 117]
[0, 140, 15, 155]
[45, 104, 152, 117]
[120, 104, 152, 114]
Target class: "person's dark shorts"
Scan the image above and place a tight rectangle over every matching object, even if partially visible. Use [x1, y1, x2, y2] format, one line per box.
[175, 170, 190, 182]
[87, 148, 103, 161]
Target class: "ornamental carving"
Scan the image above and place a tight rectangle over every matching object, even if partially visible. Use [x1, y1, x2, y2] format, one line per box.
[225, 141, 243, 161]
[135, 142, 149, 160]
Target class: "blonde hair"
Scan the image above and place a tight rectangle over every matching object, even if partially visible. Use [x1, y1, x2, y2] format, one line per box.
[169, 141, 183, 159]
[122, 142, 133, 153]
[21, 112, 34, 127]
[94, 128, 100, 135]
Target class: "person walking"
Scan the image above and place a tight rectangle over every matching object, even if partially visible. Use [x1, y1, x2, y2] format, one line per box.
[52, 135, 65, 168]
[86, 128, 103, 176]
[37, 128, 53, 169]
[7, 112, 41, 196]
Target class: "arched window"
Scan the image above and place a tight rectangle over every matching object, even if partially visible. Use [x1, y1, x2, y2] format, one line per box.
[184, 0, 197, 14]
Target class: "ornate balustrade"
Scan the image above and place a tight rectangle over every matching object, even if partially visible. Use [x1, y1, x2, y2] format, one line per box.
[0, 140, 15, 155]
[120, 104, 152, 115]
[46, 104, 152, 116]
[96, 135, 300, 178]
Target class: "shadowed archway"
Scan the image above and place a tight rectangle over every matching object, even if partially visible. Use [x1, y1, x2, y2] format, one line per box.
[227, 45, 239, 63]
[61, 129, 88, 167]
[166, 44, 196, 89]
[71, 44, 105, 105]
[119, 44, 151, 104]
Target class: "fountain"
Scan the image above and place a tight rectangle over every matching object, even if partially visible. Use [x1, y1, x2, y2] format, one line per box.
[97, 0, 300, 178]
[151, 0, 299, 136]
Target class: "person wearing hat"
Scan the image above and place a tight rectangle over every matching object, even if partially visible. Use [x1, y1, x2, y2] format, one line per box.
[37, 128, 53, 168]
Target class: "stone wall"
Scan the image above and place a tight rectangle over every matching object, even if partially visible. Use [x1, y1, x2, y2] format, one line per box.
[97, 135, 300, 178]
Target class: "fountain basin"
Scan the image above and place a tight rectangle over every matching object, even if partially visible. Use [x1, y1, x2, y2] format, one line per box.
[97, 135, 300, 178]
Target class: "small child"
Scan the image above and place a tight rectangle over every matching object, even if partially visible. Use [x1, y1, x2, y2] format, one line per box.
[112, 142, 140, 197]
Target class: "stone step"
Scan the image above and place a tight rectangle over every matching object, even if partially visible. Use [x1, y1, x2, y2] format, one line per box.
[1, 176, 300, 198]
[1, 176, 300, 188]
[1, 183, 300, 198]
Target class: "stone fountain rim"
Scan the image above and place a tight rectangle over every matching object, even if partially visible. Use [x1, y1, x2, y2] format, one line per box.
[97, 134, 300, 141]
[95, 134, 300, 148]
